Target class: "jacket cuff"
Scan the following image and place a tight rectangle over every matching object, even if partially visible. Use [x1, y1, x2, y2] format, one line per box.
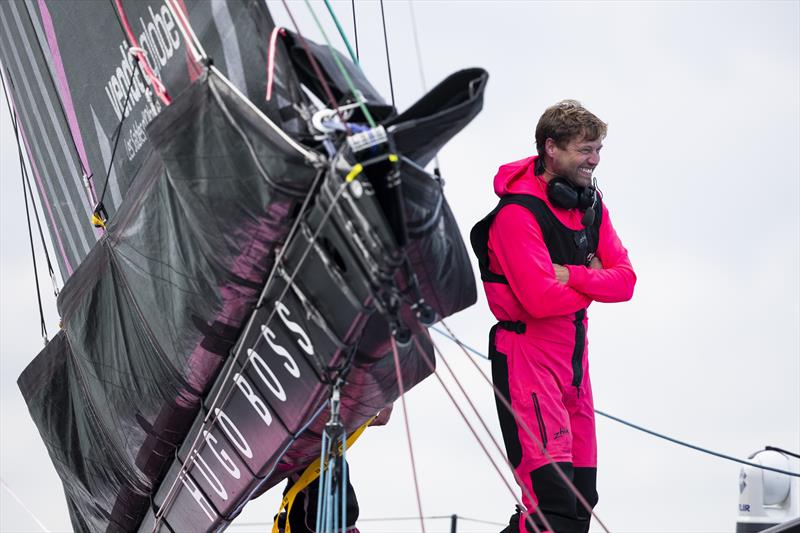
[565, 264, 588, 290]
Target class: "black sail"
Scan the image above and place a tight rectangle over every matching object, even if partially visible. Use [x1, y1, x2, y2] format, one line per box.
[9, 2, 488, 531]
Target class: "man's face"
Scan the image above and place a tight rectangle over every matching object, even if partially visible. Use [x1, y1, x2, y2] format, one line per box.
[547, 135, 603, 188]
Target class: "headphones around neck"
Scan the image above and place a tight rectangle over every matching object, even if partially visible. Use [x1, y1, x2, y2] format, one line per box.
[546, 177, 598, 227]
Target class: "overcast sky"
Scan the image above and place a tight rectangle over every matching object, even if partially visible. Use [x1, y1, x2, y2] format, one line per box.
[2, 1, 799, 532]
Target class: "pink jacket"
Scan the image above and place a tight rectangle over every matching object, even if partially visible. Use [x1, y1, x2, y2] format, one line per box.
[486, 156, 635, 335]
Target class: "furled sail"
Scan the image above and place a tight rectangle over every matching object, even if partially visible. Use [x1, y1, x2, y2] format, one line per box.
[7, 1, 488, 531]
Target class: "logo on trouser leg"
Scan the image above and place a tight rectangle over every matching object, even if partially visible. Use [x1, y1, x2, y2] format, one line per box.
[553, 427, 570, 440]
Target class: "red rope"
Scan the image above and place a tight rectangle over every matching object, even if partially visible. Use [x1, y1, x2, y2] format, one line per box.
[266, 27, 286, 101]
[390, 337, 426, 533]
[411, 335, 549, 533]
[113, 0, 171, 105]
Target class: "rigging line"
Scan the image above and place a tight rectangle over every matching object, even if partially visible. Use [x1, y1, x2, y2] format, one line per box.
[0, 477, 51, 532]
[15, 111, 48, 344]
[378, 0, 395, 107]
[766, 446, 800, 460]
[594, 410, 800, 478]
[431, 325, 488, 359]
[155, 170, 356, 529]
[437, 319, 610, 532]
[425, 329, 558, 532]
[299, 0, 376, 128]
[96, 61, 137, 215]
[406, 0, 440, 173]
[390, 336, 426, 533]
[235, 515, 507, 526]
[435, 322, 800, 480]
[420, 334, 549, 533]
[21, 1, 95, 205]
[323, 0, 359, 66]
[1, 65, 59, 296]
[281, 0, 352, 135]
[350, 0, 359, 61]
[280, 0, 352, 134]
[111, 0, 171, 106]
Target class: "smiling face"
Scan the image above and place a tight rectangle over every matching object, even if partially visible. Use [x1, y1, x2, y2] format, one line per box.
[545, 134, 603, 188]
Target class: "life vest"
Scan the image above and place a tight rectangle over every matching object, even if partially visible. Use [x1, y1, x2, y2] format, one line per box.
[469, 193, 604, 392]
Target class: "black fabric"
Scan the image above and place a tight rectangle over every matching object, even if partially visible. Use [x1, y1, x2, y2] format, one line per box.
[573, 467, 599, 530]
[489, 325, 523, 469]
[470, 193, 603, 286]
[527, 462, 596, 533]
[571, 309, 588, 389]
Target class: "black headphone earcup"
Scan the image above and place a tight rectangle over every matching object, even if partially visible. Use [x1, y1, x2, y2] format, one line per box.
[578, 187, 595, 210]
[547, 178, 579, 209]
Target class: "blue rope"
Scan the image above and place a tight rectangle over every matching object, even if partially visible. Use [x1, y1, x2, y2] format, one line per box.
[429, 325, 800, 478]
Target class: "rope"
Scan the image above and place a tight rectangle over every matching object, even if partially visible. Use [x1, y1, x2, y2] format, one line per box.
[432, 323, 800, 479]
[378, 0, 396, 107]
[436, 320, 610, 532]
[350, 0, 359, 61]
[417, 335, 549, 533]
[94, 59, 138, 227]
[390, 337, 426, 533]
[406, 0, 441, 174]
[0, 477, 51, 532]
[280, 0, 352, 133]
[323, 0, 359, 66]
[3, 72, 51, 343]
[111, 0, 171, 106]
[299, 0, 376, 127]
[359, 515, 506, 526]
[766, 446, 800, 460]
[16, 116, 48, 344]
[595, 410, 800, 478]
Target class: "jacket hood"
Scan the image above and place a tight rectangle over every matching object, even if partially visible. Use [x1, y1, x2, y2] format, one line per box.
[493, 155, 546, 199]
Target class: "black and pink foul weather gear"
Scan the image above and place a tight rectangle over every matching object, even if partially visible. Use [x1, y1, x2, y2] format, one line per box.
[471, 156, 636, 533]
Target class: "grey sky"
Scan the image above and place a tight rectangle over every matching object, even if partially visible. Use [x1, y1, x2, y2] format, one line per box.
[1, 1, 799, 532]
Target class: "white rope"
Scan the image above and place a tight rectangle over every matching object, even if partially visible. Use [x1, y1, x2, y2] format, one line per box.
[0, 477, 51, 532]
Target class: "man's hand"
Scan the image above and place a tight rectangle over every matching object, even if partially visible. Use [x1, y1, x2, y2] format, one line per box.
[553, 264, 569, 284]
[589, 256, 603, 270]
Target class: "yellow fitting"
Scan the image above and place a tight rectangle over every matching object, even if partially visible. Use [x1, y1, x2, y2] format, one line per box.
[345, 163, 363, 183]
[91, 213, 106, 229]
[388, 153, 399, 163]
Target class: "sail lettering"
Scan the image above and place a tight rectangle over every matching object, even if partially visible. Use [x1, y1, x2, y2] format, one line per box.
[275, 301, 314, 356]
[233, 372, 273, 426]
[191, 451, 228, 500]
[247, 348, 287, 402]
[204, 430, 241, 480]
[214, 408, 253, 459]
[261, 325, 301, 378]
[180, 473, 216, 522]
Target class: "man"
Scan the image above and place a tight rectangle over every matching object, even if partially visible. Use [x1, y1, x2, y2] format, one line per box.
[470, 100, 636, 533]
